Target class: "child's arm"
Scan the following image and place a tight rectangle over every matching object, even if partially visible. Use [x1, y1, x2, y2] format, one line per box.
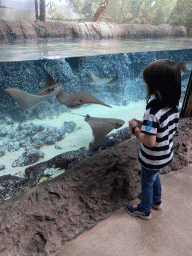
[129, 119, 156, 148]
[136, 128, 156, 148]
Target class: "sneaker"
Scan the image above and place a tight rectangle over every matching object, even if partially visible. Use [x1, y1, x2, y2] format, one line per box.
[126, 203, 152, 220]
[152, 200, 163, 210]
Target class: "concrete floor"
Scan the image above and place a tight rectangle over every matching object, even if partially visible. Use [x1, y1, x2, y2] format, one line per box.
[59, 164, 192, 256]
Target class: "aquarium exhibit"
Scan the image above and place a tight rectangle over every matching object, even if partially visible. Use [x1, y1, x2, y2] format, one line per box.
[0, 0, 192, 255]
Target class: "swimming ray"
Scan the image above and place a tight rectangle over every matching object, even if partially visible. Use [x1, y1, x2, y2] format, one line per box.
[90, 72, 118, 86]
[56, 89, 112, 108]
[71, 113, 125, 148]
[4, 84, 62, 111]
[44, 72, 112, 108]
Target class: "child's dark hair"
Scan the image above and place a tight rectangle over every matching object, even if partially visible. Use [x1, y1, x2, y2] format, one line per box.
[143, 59, 181, 108]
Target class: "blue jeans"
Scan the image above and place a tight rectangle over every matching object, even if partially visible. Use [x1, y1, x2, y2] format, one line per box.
[138, 165, 162, 214]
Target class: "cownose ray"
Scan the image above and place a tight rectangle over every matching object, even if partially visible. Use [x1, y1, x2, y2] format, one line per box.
[179, 61, 192, 72]
[44, 72, 112, 108]
[56, 90, 112, 108]
[4, 84, 62, 111]
[90, 72, 118, 86]
[71, 113, 125, 148]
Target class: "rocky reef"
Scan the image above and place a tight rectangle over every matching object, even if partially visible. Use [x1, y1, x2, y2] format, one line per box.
[0, 20, 189, 42]
[0, 117, 191, 256]
[0, 116, 78, 168]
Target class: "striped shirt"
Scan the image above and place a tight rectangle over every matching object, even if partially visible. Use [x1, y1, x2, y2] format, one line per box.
[138, 101, 179, 170]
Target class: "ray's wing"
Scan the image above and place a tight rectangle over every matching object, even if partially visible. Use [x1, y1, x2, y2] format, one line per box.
[90, 72, 110, 85]
[56, 90, 71, 104]
[45, 73, 57, 88]
[36, 84, 61, 96]
[105, 75, 118, 86]
[4, 88, 41, 111]
[73, 91, 112, 108]
[57, 90, 112, 108]
[90, 72, 99, 83]
[5, 85, 61, 111]
[91, 72, 118, 86]
[85, 118, 116, 147]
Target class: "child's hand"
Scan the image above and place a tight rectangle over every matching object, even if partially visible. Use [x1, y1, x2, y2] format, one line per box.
[129, 119, 138, 129]
[129, 119, 143, 129]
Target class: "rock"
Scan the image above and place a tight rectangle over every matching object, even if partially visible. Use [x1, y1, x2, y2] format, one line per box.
[34, 130, 48, 142]
[0, 126, 8, 137]
[158, 23, 175, 36]
[43, 59, 74, 83]
[84, 22, 100, 38]
[0, 164, 5, 171]
[19, 123, 44, 137]
[140, 25, 161, 38]
[7, 143, 20, 152]
[3, 20, 24, 40]
[15, 134, 26, 142]
[0, 19, 10, 40]
[44, 135, 57, 145]
[122, 100, 129, 106]
[0, 139, 141, 256]
[46, 126, 58, 134]
[32, 20, 48, 38]
[42, 126, 59, 145]
[45, 21, 66, 38]
[58, 126, 65, 135]
[0, 137, 10, 146]
[20, 20, 37, 39]
[55, 145, 62, 150]
[56, 133, 65, 141]
[19, 137, 33, 148]
[72, 22, 95, 38]
[5, 116, 14, 125]
[187, 26, 192, 37]
[7, 129, 17, 139]
[91, 22, 115, 38]
[32, 139, 44, 149]
[174, 25, 187, 37]
[12, 147, 45, 167]
[0, 148, 5, 157]
[0, 174, 29, 202]
[0, 20, 189, 43]
[63, 121, 76, 133]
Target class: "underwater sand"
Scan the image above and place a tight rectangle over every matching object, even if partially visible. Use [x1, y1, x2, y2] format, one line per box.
[0, 100, 146, 178]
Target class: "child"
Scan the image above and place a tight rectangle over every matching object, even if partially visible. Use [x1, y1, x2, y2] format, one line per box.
[126, 59, 181, 220]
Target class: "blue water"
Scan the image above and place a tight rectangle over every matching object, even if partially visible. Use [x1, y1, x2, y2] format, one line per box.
[0, 46, 191, 201]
